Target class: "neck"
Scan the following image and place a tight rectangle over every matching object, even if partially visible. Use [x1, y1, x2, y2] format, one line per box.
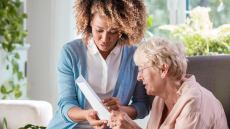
[159, 77, 182, 111]
[98, 49, 112, 60]
[97, 43, 117, 60]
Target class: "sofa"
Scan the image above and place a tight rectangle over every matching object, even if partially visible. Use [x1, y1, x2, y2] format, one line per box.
[0, 100, 53, 129]
[147, 55, 230, 126]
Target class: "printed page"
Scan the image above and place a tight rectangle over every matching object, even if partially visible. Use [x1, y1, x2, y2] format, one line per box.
[75, 75, 110, 120]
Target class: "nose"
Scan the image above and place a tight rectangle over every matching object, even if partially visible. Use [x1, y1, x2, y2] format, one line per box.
[137, 72, 143, 81]
[101, 32, 110, 43]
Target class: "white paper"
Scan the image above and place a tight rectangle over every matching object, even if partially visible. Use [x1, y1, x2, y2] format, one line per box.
[75, 75, 110, 120]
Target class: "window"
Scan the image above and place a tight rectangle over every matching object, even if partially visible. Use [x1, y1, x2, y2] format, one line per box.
[144, 0, 170, 36]
[188, 0, 230, 28]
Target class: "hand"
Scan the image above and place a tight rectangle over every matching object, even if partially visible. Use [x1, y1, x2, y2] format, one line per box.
[101, 97, 122, 112]
[108, 110, 141, 129]
[85, 109, 107, 129]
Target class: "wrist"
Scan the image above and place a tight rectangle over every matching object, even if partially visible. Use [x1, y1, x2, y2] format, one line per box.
[84, 110, 90, 121]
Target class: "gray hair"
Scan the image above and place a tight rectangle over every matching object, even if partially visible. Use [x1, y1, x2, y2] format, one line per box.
[134, 36, 187, 79]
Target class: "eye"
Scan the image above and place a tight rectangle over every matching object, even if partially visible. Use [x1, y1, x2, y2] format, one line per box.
[109, 31, 118, 34]
[96, 29, 103, 33]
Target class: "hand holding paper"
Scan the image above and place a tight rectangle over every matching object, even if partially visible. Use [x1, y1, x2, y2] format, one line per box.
[75, 75, 110, 120]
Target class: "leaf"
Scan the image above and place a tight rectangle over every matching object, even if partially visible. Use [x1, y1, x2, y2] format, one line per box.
[24, 124, 33, 128]
[15, 91, 22, 98]
[6, 65, 9, 70]
[6, 56, 9, 61]
[15, 84, 20, 91]
[18, 18, 23, 24]
[23, 30, 28, 37]
[2, 43, 8, 52]
[15, 2, 21, 8]
[3, 117, 7, 129]
[14, 53, 20, 59]
[22, 13, 27, 18]
[18, 72, 24, 80]
[12, 59, 19, 74]
[8, 45, 16, 53]
[147, 14, 153, 27]
[2, 96, 7, 100]
[8, 80, 15, 89]
[1, 85, 7, 94]
[5, 33, 12, 43]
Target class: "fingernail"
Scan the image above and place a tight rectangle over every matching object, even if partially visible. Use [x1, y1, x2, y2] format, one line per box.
[108, 106, 110, 109]
[104, 121, 107, 123]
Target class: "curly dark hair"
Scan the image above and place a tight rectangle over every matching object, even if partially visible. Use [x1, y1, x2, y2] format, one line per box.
[73, 0, 148, 46]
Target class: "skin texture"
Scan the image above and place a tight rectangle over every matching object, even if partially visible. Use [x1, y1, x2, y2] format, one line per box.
[90, 13, 119, 60]
[108, 111, 141, 129]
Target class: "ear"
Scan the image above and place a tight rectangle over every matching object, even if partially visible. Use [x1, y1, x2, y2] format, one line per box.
[161, 64, 169, 78]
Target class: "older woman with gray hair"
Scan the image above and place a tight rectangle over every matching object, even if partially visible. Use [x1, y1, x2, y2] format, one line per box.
[108, 36, 228, 129]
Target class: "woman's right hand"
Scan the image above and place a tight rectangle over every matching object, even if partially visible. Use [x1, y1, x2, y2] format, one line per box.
[86, 109, 107, 129]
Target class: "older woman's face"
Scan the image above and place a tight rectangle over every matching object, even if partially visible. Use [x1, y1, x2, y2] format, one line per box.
[137, 62, 166, 95]
[90, 13, 120, 52]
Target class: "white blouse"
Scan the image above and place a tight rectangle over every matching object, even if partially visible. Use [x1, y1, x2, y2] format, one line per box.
[75, 38, 123, 129]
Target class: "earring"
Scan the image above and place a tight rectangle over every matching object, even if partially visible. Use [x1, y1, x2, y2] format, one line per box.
[119, 34, 122, 38]
[161, 75, 164, 78]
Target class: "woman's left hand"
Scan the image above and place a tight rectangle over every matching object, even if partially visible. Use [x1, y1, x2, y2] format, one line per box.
[101, 97, 122, 112]
[108, 110, 141, 129]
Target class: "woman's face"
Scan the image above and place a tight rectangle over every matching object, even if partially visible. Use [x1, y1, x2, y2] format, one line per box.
[90, 13, 120, 52]
[137, 62, 166, 96]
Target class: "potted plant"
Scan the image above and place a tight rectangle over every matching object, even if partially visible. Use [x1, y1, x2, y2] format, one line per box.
[3, 117, 46, 129]
[0, 0, 30, 99]
[159, 6, 230, 56]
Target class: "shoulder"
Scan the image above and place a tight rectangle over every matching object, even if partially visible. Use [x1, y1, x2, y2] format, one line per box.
[58, 39, 86, 64]
[123, 45, 138, 58]
[123, 45, 137, 53]
[179, 83, 203, 114]
[62, 38, 86, 52]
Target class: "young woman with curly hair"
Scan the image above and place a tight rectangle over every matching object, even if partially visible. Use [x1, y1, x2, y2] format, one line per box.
[47, 0, 149, 129]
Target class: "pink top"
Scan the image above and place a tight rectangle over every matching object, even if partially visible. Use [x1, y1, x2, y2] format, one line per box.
[147, 75, 229, 129]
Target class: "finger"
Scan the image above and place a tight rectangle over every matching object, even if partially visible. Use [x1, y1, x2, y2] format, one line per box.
[103, 100, 116, 106]
[91, 119, 107, 126]
[101, 97, 112, 103]
[108, 105, 120, 111]
[99, 123, 107, 129]
[96, 114, 100, 120]
[108, 110, 115, 127]
[103, 97, 120, 103]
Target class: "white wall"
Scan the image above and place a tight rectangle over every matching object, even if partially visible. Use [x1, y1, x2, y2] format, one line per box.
[26, 0, 76, 111]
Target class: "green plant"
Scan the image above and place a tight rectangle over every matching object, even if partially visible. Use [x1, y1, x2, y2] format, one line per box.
[159, 6, 230, 56]
[3, 117, 7, 129]
[2, 117, 46, 129]
[0, 0, 29, 99]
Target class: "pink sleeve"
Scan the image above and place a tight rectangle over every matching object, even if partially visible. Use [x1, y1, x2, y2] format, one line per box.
[175, 113, 204, 129]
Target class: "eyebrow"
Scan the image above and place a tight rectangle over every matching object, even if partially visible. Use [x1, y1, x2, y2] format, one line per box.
[95, 25, 103, 29]
[95, 25, 118, 30]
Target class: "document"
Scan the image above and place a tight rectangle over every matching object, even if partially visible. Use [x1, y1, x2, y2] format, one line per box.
[75, 75, 110, 120]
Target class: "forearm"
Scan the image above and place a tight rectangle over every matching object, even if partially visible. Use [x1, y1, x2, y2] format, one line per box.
[68, 107, 88, 122]
[120, 105, 137, 120]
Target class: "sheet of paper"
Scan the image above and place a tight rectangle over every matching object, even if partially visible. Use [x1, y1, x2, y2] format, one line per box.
[75, 75, 110, 120]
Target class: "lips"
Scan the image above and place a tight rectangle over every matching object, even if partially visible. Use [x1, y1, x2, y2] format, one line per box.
[100, 44, 110, 48]
[143, 83, 148, 89]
